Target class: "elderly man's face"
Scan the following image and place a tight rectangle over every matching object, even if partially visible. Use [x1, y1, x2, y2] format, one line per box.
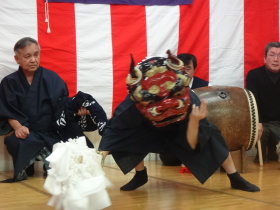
[264, 47, 280, 73]
[14, 43, 40, 75]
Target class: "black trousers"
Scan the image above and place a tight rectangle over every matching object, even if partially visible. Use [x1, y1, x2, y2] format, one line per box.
[258, 121, 280, 161]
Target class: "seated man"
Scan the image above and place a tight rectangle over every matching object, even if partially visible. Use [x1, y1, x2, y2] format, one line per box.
[177, 53, 209, 89]
[0, 37, 107, 182]
[98, 51, 260, 192]
[246, 42, 280, 162]
[0, 37, 69, 182]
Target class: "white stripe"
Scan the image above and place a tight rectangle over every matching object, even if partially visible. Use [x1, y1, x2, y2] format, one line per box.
[209, 0, 244, 87]
[0, 0, 37, 80]
[146, 6, 180, 57]
[75, 4, 113, 117]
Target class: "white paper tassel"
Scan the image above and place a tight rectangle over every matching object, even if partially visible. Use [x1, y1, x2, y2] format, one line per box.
[44, 136, 112, 210]
[44, 0, 51, 33]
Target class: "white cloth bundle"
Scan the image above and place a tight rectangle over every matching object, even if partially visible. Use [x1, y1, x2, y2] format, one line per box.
[44, 137, 111, 210]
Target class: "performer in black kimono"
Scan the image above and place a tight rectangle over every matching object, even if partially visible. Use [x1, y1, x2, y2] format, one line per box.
[159, 53, 210, 165]
[98, 50, 260, 192]
[0, 37, 108, 182]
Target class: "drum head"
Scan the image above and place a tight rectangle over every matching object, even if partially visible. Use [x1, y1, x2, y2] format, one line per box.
[193, 86, 258, 151]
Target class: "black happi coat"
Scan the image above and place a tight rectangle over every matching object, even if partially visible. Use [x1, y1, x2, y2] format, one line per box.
[99, 91, 229, 184]
[54, 91, 108, 148]
[0, 66, 68, 180]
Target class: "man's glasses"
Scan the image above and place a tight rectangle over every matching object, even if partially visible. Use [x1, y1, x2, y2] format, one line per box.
[267, 54, 280, 59]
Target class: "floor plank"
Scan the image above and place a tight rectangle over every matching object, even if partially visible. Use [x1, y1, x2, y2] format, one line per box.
[1, 157, 280, 210]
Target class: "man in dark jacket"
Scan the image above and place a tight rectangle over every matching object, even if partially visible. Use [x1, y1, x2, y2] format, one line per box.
[177, 53, 209, 89]
[246, 42, 280, 162]
[0, 37, 108, 182]
[0, 37, 68, 182]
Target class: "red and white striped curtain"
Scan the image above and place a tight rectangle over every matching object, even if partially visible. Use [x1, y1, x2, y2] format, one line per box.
[0, 0, 279, 117]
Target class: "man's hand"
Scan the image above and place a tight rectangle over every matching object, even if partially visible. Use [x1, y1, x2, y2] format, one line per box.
[8, 118, 29, 139]
[76, 107, 90, 116]
[14, 125, 29, 139]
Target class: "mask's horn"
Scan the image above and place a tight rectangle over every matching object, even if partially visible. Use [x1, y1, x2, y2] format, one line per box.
[126, 53, 143, 85]
[129, 53, 136, 78]
[166, 49, 184, 70]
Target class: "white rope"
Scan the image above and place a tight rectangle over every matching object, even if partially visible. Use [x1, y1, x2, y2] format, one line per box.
[45, 0, 51, 33]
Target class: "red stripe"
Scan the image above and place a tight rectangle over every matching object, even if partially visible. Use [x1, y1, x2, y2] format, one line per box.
[178, 0, 210, 81]
[244, 0, 279, 85]
[110, 5, 147, 112]
[37, 0, 77, 96]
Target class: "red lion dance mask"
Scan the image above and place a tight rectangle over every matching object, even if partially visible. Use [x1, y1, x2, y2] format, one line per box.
[126, 50, 191, 127]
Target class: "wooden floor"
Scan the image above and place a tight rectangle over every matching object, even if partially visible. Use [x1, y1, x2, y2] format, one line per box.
[1, 157, 280, 210]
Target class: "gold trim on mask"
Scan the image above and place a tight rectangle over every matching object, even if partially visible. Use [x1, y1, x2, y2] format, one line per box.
[164, 81, 175, 92]
[176, 74, 191, 87]
[148, 85, 160, 95]
[126, 67, 143, 85]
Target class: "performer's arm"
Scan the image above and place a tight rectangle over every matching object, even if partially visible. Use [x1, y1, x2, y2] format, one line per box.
[8, 118, 29, 139]
[186, 99, 208, 149]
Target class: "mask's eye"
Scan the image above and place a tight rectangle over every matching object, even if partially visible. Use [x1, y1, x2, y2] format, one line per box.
[173, 88, 186, 97]
[139, 90, 161, 106]
[139, 100, 154, 106]
[176, 99, 185, 109]
[150, 107, 163, 116]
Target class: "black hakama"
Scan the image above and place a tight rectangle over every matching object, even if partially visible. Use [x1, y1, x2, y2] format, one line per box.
[99, 91, 229, 184]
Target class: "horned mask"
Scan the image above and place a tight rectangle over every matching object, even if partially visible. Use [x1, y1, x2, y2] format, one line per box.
[126, 50, 191, 127]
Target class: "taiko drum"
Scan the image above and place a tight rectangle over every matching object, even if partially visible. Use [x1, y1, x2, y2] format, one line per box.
[193, 86, 258, 151]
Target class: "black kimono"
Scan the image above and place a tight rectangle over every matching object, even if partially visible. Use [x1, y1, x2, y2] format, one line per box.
[99, 91, 229, 184]
[0, 66, 68, 181]
[54, 91, 108, 148]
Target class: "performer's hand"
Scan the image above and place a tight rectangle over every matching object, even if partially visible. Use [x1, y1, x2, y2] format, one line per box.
[14, 125, 29, 139]
[189, 99, 208, 122]
[76, 107, 90, 116]
[186, 100, 207, 150]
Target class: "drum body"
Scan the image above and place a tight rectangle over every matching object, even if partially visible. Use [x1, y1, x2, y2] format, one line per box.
[193, 86, 258, 151]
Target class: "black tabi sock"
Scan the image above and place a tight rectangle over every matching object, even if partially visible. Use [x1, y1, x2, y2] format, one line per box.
[26, 163, 35, 177]
[227, 171, 260, 192]
[120, 167, 148, 191]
